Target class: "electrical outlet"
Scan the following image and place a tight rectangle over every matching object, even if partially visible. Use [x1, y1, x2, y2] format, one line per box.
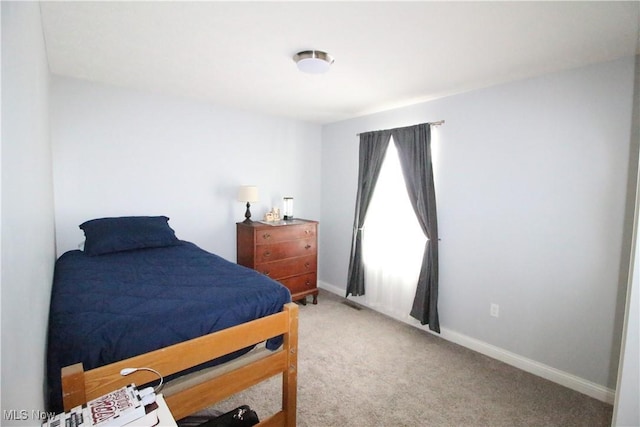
[490, 303, 499, 318]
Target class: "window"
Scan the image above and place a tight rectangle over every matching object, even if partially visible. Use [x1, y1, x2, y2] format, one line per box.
[362, 138, 427, 319]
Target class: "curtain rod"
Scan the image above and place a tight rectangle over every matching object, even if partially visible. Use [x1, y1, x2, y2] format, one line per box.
[356, 120, 445, 136]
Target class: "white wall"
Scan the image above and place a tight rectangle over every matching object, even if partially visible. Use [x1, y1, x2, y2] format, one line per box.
[50, 77, 322, 261]
[320, 57, 636, 396]
[612, 55, 640, 427]
[1, 2, 57, 423]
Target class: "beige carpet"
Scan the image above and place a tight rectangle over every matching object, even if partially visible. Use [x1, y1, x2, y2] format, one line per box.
[205, 289, 612, 426]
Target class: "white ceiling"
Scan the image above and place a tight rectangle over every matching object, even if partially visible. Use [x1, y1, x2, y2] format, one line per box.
[40, 1, 640, 124]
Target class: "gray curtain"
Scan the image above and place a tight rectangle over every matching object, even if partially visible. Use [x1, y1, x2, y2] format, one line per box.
[345, 130, 391, 297]
[346, 123, 440, 333]
[392, 124, 439, 333]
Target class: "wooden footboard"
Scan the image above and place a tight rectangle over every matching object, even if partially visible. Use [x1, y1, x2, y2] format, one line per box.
[61, 302, 299, 426]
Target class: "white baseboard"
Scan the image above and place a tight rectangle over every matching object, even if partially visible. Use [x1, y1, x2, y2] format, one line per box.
[318, 280, 615, 404]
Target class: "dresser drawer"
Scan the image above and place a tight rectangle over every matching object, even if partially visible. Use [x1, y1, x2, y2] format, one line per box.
[255, 255, 316, 279]
[256, 224, 316, 244]
[279, 272, 317, 295]
[255, 238, 316, 263]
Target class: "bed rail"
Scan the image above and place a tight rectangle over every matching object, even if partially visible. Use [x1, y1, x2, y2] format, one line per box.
[61, 302, 299, 426]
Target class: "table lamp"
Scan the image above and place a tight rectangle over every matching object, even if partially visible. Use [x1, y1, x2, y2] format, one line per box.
[283, 197, 294, 220]
[237, 186, 259, 223]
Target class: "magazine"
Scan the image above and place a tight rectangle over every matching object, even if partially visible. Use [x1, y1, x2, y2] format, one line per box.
[42, 384, 146, 427]
[85, 384, 145, 427]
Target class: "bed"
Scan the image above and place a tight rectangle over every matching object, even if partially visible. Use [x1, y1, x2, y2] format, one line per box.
[47, 216, 297, 425]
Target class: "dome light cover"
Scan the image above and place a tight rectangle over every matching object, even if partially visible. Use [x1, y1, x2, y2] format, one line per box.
[293, 50, 334, 74]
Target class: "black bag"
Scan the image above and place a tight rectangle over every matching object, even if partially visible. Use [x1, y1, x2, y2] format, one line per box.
[195, 405, 259, 427]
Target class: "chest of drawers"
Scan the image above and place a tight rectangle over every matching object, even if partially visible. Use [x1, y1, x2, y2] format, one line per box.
[237, 219, 319, 304]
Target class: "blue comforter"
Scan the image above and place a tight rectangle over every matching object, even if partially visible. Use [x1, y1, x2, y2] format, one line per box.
[46, 241, 291, 412]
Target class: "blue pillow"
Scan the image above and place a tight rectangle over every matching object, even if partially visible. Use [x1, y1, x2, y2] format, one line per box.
[80, 216, 179, 256]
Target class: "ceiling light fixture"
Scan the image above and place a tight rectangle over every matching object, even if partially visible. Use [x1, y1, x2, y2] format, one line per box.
[293, 50, 334, 74]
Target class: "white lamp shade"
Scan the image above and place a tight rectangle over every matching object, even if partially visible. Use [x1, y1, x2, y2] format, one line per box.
[237, 185, 259, 203]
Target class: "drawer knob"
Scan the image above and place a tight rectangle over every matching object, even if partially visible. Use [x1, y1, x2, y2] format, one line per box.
[304, 229, 311, 235]
[264, 251, 271, 258]
[305, 280, 312, 287]
[304, 262, 310, 269]
[305, 244, 311, 250]
[264, 271, 271, 276]
[262, 233, 271, 240]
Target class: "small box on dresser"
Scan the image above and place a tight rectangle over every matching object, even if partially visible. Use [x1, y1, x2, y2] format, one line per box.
[237, 219, 319, 304]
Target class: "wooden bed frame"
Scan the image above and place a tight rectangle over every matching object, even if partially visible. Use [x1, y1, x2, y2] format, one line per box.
[60, 302, 299, 426]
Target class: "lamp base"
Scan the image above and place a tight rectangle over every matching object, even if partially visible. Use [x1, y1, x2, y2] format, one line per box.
[243, 202, 253, 223]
